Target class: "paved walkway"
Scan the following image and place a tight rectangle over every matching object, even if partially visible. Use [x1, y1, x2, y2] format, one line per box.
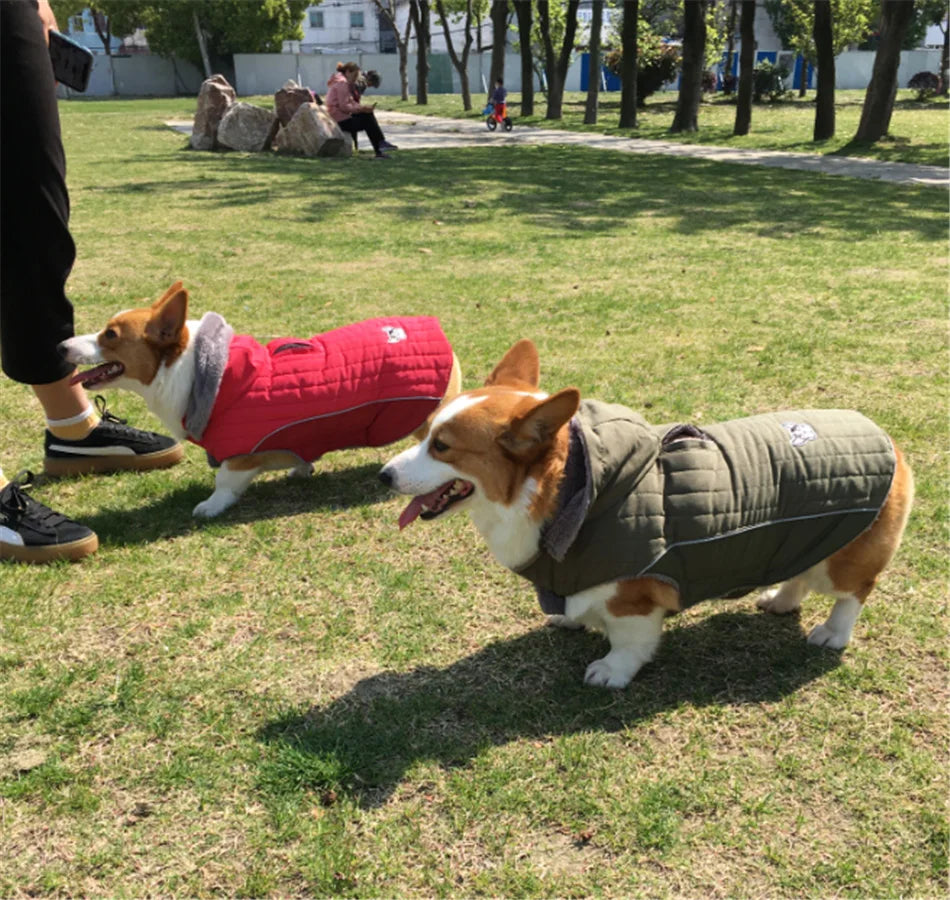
[168, 111, 948, 187]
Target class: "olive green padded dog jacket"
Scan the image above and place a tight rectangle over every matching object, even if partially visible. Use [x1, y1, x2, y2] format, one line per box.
[516, 401, 896, 615]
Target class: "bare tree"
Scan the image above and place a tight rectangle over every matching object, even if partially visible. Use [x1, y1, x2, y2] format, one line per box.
[372, 0, 414, 101]
[537, 0, 580, 120]
[584, 1, 604, 124]
[489, 0, 508, 83]
[733, 0, 755, 135]
[813, 0, 835, 140]
[618, 0, 639, 128]
[855, 0, 916, 142]
[514, 1, 534, 116]
[409, 0, 431, 105]
[722, 0, 738, 93]
[435, 0, 475, 110]
[671, 0, 707, 133]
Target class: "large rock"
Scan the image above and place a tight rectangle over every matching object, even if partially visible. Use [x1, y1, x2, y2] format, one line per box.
[275, 79, 319, 126]
[190, 74, 235, 151]
[217, 102, 279, 153]
[273, 102, 344, 158]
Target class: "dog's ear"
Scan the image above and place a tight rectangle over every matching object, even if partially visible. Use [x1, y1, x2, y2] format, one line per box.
[485, 339, 539, 389]
[498, 388, 579, 458]
[146, 283, 188, 346]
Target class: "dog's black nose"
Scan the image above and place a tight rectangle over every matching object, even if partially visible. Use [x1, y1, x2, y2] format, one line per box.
[378, 468, 393, 488]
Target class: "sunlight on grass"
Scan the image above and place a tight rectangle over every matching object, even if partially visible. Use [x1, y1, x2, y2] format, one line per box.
[0, 98, 946, 897]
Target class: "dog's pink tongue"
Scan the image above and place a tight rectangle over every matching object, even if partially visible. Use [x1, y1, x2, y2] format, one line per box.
[398, 498, 426, 530]
[397, 485, 447, 530]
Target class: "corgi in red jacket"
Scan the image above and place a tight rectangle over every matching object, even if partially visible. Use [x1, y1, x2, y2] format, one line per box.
[59, 282, 461, 517]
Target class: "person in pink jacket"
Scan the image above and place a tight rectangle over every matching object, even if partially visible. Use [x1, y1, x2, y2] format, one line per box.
[325, 62, 397, 159]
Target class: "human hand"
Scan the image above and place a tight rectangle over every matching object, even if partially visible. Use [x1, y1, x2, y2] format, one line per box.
[36, 0, 59, 44]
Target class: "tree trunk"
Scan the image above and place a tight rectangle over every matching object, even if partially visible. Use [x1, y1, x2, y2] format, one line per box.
[490, 0, 507, 83]
[537, 2, 557, 113]
[410, 0, 430, 105]
[539, 0, 578, 119]
[192, 8, 212, 79]
[514, 1, 534, 116]
[435, 0, 473, 110]
[671, 0, 707, 133]
[584, 1, 603, 124]
[732, 0, 755, 135]
[722, 0, 737, 93]
[854, 0, 916, 142]
[940, 21, 948, 96]
[619, 0, 639, 127]
[813, 0, 835, 140]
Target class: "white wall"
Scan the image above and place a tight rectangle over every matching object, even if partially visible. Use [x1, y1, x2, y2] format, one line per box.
[56, 48, 944, 99]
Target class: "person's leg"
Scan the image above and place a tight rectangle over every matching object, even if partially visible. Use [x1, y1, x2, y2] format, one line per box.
[346, 112, 384, 154]
[1, 2, 181, 497]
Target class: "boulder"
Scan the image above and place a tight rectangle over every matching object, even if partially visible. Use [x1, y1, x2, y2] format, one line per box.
[190, 74, 235, 151]
[217, 102, 280, 153]
[273, 102, 345, 158]
[275, 79, 319, 126]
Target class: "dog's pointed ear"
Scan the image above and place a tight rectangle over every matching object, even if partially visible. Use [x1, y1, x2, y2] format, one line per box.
[498, 388, 580, 458]
[146, 282, 188, 346]
[485, 339, 540, 389]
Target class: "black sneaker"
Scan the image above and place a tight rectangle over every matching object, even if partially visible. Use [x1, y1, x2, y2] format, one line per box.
[0, 471, 98, 563]
[44, 396, 184, 477]
[378, 140, 398, 151]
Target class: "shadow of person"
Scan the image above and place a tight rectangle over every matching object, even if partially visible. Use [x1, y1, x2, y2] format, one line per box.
[76, 461, 391, 546]
[257, 609, 842, 807]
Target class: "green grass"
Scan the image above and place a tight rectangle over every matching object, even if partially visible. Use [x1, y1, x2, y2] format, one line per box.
[0, 97, 947, 897]
[370, 88, 949, 167]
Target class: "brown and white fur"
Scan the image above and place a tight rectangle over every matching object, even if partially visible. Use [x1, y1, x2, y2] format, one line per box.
[379, 339, 914, 689]
[59, 282, 462, 519]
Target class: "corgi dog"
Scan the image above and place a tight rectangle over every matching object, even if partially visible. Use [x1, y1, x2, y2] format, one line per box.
[380, 340, 914, 689]
[60, 282, 462, 518]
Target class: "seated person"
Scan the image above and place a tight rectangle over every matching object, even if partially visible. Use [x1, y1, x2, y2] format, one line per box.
[325, 62, 396, 158]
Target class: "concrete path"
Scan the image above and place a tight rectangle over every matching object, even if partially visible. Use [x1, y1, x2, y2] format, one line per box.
[167, 111, 947, 187]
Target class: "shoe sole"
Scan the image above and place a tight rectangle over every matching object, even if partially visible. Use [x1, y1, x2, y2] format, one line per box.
[1, 532, 99, 563]
[43, 443, 185, 477]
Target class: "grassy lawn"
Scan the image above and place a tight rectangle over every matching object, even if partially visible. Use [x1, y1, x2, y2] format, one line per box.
[1, 97, 947, 897]
[372, 88, 949, 167]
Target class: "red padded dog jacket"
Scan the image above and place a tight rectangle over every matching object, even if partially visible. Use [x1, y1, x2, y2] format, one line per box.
[184, 315, 454, 464]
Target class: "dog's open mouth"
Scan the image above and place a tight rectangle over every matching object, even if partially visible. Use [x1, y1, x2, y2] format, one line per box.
[398, 479, 475, 530]
[70, 362, 125, 388]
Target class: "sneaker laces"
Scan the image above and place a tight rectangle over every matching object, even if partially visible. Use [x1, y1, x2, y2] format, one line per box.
[93, 394, 146, 438]
[0, 471, 64, 527]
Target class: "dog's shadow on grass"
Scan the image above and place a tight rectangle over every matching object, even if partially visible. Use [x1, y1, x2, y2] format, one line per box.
[257, 611, 842, 808]
[80, 462, 390, 546]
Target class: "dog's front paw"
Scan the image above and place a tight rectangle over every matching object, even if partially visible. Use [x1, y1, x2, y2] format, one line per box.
[584, 655, 640, 690]
[546, 614, 584, 631]
[290, 462, 314, 479]
[193, 491, 237, 518]
[807, 622, 850, 650]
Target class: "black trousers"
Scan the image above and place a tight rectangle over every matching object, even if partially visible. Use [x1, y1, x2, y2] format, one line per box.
[337, 112, 384, 154]
[1, 0, 77, 385]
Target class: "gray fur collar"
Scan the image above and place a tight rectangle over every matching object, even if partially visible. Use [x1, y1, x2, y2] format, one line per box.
[183, 312, 234, 441]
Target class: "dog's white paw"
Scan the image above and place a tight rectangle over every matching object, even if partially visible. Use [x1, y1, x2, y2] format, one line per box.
[584, 655, 640, 690]
[807, 622, 850, 649]
[290, 462, 314, 479]
[756, 584, 803, 614]
[546, 614, 584, 631]
[193, 491, 237, 518]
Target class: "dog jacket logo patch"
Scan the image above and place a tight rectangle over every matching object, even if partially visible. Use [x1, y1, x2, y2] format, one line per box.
[782, 421, 818, 447]
[382, 326, 407, 344]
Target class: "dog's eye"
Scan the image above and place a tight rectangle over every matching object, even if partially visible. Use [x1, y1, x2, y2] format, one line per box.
[103, 328, 117, 341]
[431, 438, 450, 453]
